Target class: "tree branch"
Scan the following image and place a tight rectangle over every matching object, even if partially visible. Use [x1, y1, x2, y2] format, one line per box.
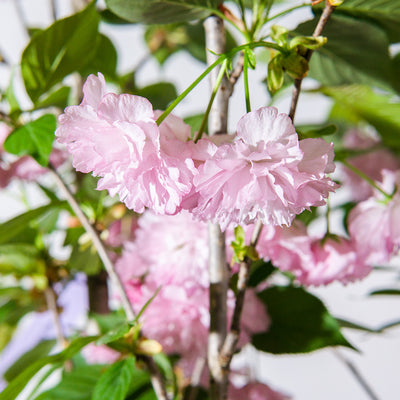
[288, 1, 336, 121]
[204, 15, 232, 400]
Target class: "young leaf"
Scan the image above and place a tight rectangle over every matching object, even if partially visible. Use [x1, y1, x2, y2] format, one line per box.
[105, 0, 221, 24]
[252, 286, 354, 354]
[4, 114, 56, 166]
[267, 55, 284, 93]
[134, 82, 177, 110]
[92, 357, 136, 400]
[21, 3, 99, 101]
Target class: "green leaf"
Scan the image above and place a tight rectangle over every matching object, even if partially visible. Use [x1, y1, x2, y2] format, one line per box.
[280, 52, 309, 79]
[296, 124, 337, 139]
[105, 0, 221, 24]
[21, 3, 100, 101]
[32, 86, 71, 110]
[369, 288, 400, 296]
[248, 260, 276, 287]
[252, 286, 354, 354]
[294, 14, 395, 90]
[184, 113, 207, 136]
[4, 114, 56, 166]
[289, 35, 327, 51]
[267, 54, 284, 93]
[319, 0, 400, 43]
[4, 340, 56, 382]
[0, 244, 45, 276]
[34, 364, 105, 400]
[135, 82, 177, 110]
[0, 202, 67, 245]
[270, 25, 289, 47]
[0, 336, 98, 400]
[321, 85, 400, 153]
[92, 357, 136, 400]
[96, 323, 131, 346]
[79, 34, 118, 79]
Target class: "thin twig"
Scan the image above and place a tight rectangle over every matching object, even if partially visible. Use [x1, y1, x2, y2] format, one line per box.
[186, 357, 206, 400]
[333, 350, 381, 400]
[44, 285, 73, 371]
[49, 0, 58, 21]
[229, 52, 245, 86]
[204, 15, 231, 400]
[48, 165, 169, 400]
[288, 1, 336, 121]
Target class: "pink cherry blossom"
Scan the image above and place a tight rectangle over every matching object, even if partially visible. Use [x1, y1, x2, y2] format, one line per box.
[257, 221, 371, 286]
[56, 73, 195, 215]
[192, 107, 337, 230]
[229, 382, 290, 400]
[116, 211, 269, 374]
[348, 170, 400, 264]
[340, 130, 399, 201]
[82, 343, 120, 365]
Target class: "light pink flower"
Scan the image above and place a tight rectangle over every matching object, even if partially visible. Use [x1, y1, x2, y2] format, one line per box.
[348, 170, 400, 264]
[257, 221, 371, 286]
[340, 130, 399, 201]
[192, 107, 336, 230]
[116, 212, 269, 374]
[56, 73, 195, 215]
[229, 382, 290, 400]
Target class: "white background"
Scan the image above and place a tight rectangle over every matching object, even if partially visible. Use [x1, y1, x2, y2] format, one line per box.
[0, 1, 399, 399]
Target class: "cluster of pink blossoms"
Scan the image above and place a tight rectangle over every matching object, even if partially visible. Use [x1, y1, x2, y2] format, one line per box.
[56, 73, 336, 230]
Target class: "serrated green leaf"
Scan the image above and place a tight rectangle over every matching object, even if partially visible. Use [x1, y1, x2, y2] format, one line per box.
[321, 85, 400, 153]
[252, 286, 354, 354]
[4, 114, 56, 166]
[106, 0, 221, 24]
[92, 357, 136, 400]
[4, 340, 56, 382]
[294, 14, 395, 90]
[21, 3, 99, 101]
[96, 323, 131, 346]
[0, 336, 98, 400]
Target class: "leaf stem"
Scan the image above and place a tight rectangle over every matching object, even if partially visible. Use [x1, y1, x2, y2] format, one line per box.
[243, 53, 251, 113]
[194, 59, 228, 142]
[266, 2, 311, 24]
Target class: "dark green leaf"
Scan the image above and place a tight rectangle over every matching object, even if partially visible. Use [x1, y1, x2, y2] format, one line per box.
[91, 312, 127, 334]
[68, 238, 102, 276]
[252, 286, 354, 354]
[0, 300, 37, 326]
[135, 82, 177, 110]
[4, 340, 56, 382]
[4, 114, 56, 166]
[79, 34, 118, 79]
[21, 3, 99, 101]
[0, 202, 67, 245]
[370, 288, 400, 296]
[321, 85, 400, 153]
[248, 260, 276, 287]
[297, 124, 337, 139]
[0, 336, 98, 400]
[106, 0, 221, 24]
[319, 0, 400, 43]
[92, 357, 136, 400]
[294, 14, 395, 90]
[35, 364, 105, 400]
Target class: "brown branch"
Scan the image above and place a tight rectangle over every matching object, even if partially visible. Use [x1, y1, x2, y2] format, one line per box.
[204, 15, 231, 400]
[288, 1, 336, 121]
[48, 165, 170, 400]
[186, 357, 206, 400]
[219, 219, 263, 370]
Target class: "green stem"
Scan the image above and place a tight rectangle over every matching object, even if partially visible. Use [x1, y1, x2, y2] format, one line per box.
[326, 196, 331, 234]
[194, 59, 228, 142]
[156, 56, 225, 125]
[243, 54, 251, 113]
[156, 41, 285, 125]
[341, 160, 392, 200]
